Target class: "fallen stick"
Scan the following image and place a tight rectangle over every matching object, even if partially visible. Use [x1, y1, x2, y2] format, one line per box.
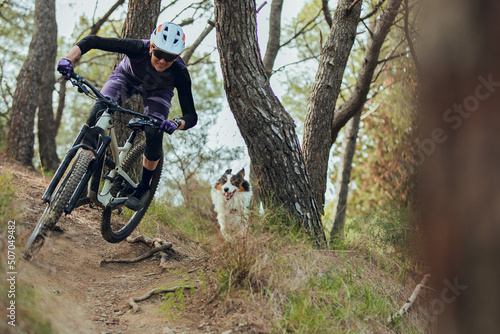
[99, 243, 172, 267]
[127, 235, 167, 247]
[388, 273, 431, 324]
[128, 285, 195, 313]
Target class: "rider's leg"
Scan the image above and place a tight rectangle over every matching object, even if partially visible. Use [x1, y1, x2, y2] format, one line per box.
[125, 128, 163, 211]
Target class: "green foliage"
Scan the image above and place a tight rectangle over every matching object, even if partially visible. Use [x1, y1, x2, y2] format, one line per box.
[344, 204, 421, 263]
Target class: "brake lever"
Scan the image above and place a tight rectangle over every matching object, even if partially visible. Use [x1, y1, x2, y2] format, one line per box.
[70, 77, 89, 95]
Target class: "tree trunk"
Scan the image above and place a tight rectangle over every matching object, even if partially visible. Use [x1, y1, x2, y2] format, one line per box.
[420, 0, 500, 332]
[302, 0, 362, 214]
[7, 0, 53, 168]
[262, 0, 284, 79]
[329, 0, 403, 238]
[214, 0, 325, 245]
[330, 110, 361, 239]
[37, 0, 59, 172]
[332, 0, 403, 142]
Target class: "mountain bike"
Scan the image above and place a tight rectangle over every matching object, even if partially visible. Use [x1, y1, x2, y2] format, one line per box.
[24, 72, 164, 260]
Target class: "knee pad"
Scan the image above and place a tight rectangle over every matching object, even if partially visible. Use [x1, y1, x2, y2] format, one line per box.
[144, 128, 164, 161]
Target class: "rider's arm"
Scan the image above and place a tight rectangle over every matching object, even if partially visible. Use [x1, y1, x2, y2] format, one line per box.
[75, 35, 145, 58]
[173, 64, 198, 130]
[63, 45, 82, 63]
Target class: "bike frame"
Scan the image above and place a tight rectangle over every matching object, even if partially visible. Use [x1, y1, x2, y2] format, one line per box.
[42, 72, 159, 215]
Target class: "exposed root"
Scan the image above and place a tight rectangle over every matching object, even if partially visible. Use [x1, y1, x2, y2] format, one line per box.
[128, 285, 195, 313]
[99, 242, 172, 267]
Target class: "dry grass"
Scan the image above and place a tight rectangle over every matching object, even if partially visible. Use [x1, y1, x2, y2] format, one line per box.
[200, 207, 432, 333]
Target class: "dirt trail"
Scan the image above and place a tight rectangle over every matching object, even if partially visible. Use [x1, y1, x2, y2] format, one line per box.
[2, 156, 242, 334]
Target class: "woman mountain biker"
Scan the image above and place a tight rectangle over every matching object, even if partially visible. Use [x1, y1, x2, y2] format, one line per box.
[57, 22, 197, 211]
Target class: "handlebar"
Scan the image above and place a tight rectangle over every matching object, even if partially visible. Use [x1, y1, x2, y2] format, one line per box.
[68, 72, 162, 127]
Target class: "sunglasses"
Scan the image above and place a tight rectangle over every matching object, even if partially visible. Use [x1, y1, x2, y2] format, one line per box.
[152, 47, 178, 62]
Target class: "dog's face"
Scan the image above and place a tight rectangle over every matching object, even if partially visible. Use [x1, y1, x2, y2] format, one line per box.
[214, 168, 251, 200]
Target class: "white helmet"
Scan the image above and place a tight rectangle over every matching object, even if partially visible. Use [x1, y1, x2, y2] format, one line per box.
[150, 22, 185, 55]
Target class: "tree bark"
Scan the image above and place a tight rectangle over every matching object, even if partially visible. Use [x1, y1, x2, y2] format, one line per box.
[328, 0, 403, 237]
[262, 0, 284, 79]
[214, 0, 325, 245]
[302, 0, 362, 214]
[37, 0, 59, 172]
[330, 110, 361, 239]
[7, 0, 53, 167]
[332, 0, 403, 142]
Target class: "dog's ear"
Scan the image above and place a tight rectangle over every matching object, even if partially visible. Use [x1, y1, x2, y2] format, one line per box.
[238, 168, 245, 177]
[224, 169, 232, 175]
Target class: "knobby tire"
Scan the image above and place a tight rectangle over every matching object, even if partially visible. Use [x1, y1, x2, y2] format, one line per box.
[100, 141, 162, 243]
[24, 149, 93, 260]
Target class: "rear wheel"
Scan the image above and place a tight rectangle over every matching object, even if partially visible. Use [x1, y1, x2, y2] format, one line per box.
[100, 141, 163, 243]
[24, 149, 93, 260]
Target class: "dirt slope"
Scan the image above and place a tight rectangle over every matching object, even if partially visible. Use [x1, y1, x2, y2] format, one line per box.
[2, 156, 246, 334]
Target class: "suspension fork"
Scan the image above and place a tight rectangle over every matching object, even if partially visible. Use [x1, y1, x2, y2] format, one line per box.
[42, 124, 93, 203]
[64, 135, 112, 214]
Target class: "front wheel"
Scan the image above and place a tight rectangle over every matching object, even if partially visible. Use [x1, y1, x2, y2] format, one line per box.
[24, 149, 93, 260]
[100, 142, 163, 243]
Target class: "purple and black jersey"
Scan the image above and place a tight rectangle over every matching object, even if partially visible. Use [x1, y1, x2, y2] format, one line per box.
[76, 35, 197, 129]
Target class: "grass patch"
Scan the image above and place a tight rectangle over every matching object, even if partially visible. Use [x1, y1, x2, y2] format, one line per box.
[204, 204, 429, 333]
[0, 171, 17, 221]
[138, 196, 219, 243]
[0, 169, 55, 333]
[158, 270, 198, 320]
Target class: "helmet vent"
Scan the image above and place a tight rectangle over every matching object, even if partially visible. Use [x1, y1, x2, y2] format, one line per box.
[150, 22, 185, 55]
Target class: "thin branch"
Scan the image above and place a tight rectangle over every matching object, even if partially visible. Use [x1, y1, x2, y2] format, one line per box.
[388, 274, 431, 323]
[89, 0, 125, 35]
[377, 51, 409, 65]
[360, 0, 387, 21]
[257, 1, 268, 13]
[322, 0, 333, 27]
[403, 0, 421, 73]
[272, 56, 319, 74]
[280, 9, 322, 49]
[183, 21, 215, 64]
[347, 0, 362, 13]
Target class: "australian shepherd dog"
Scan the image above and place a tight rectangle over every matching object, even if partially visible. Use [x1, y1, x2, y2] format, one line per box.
[211, 168, 252, 240]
